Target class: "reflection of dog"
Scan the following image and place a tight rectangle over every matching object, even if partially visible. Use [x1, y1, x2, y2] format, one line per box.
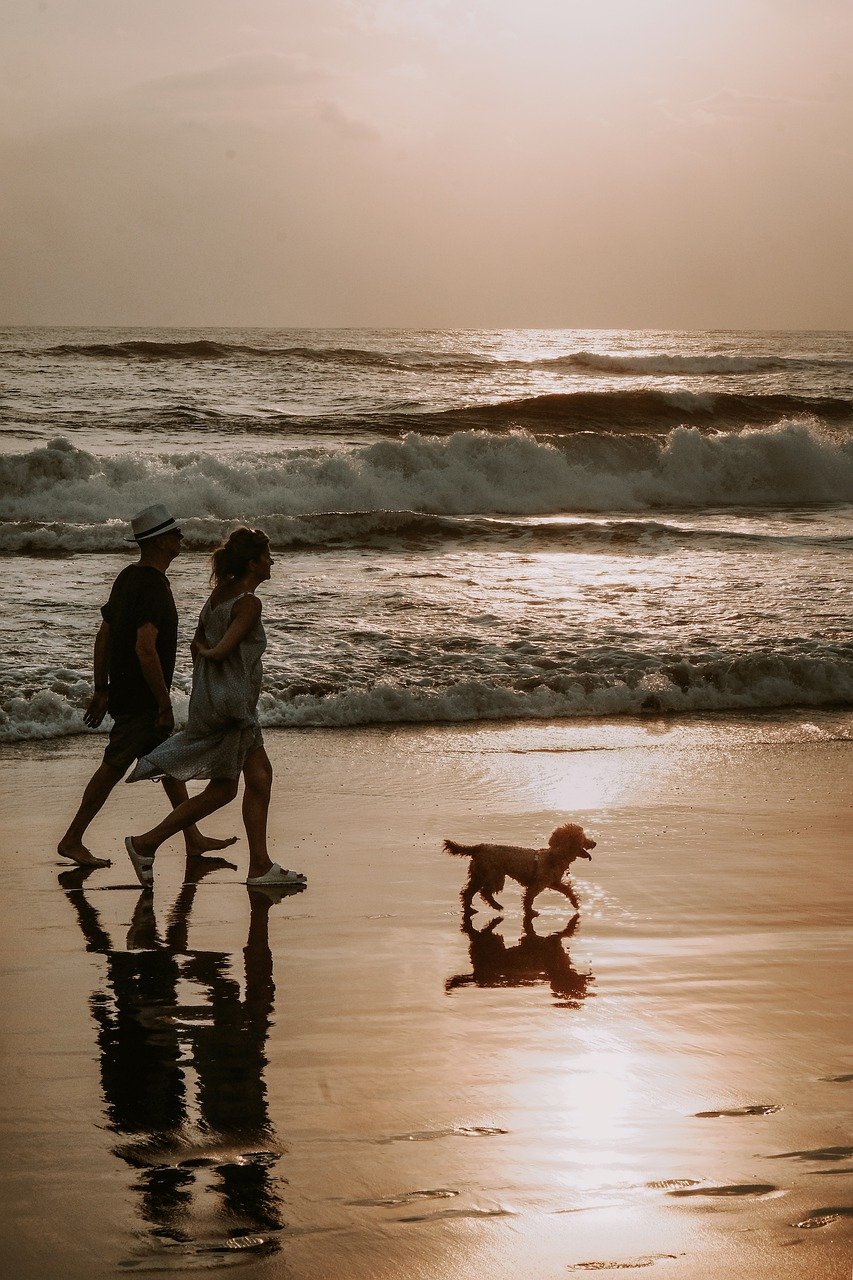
[446, 916, 592, 1006]
[444, 822, 595, 918]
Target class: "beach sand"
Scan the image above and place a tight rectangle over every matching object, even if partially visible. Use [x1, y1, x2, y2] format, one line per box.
[0, 713, 850, 1279]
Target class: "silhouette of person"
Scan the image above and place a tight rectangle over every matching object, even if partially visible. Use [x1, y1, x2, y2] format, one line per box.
[58, 861, 294, 1262]
[446, 914, 593, 1008]
[57, 503, 235, 868]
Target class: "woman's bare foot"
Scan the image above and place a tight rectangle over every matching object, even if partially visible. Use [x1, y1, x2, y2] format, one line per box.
[183, 854, 237, 883]
[57, 841, 111, 868]
[185, 833, 238, 857]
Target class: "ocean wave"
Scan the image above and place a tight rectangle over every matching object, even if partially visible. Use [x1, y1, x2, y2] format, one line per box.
[409, 389, 853, 434]
[1, 509, 849, 557]
[46, 339, 253, 360]
[42, 339, 403, 366]
[3, 650, 850, 741]
[35, 339, 852, 378]
[528, 351, 842, 375]
[1, 424, 851, 550]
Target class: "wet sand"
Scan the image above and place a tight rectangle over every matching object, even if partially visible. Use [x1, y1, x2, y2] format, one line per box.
[0, 713, 851, 1279]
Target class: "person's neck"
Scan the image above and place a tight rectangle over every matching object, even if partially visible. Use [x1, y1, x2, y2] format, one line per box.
[139, 548, 173, 574]
[232, 571, 261, 594]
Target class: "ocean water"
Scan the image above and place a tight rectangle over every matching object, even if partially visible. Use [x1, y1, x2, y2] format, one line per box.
[1, 327, 851, 742]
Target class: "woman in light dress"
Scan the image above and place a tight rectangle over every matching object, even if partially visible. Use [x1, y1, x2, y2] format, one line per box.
[124, 527, 306, 891]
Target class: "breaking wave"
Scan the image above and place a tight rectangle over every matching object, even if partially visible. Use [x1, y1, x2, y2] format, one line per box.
[1, 423, 851, 555]
[3, 649, 851, 742]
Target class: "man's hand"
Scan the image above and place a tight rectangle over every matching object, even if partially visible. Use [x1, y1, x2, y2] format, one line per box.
[83, 690, 109, 728]
[156, 702, 175, 732]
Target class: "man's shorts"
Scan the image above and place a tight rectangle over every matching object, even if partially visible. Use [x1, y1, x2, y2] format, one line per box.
[103, 712, 170, 776]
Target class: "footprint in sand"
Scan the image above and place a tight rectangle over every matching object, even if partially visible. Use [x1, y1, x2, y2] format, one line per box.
[397, 1206, 514, 1223]
[348, 1189, 459, 1207]
[566, 1257, 680, 1272]
[666, 1183, 780, 1198]
[771, 1145, 853, 1163]
[379, 1124, 508, 1144]
[792, 1207, 853, 1229]
[693, 1104, 781, 1117]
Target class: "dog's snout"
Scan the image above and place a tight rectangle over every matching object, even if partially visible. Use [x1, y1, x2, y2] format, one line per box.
[587, 840, 596, 849]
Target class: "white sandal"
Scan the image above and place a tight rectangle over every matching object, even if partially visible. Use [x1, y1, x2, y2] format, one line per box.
[124, 836, 154, 888]
[246, 862, 307, 887]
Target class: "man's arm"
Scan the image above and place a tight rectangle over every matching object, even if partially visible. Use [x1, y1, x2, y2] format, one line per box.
[135, 622, 174, 731]
[83, 621, 111, 728]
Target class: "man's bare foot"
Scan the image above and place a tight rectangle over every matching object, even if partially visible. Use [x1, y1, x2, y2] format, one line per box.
[185, 834, 238, 857]
[57, 841, 111, 868]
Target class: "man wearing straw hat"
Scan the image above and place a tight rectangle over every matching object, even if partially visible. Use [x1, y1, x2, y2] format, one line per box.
[57, 505, 235, 868]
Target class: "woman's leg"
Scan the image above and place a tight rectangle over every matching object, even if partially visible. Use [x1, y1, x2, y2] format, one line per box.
[160, 776, 238, 856]
[242, 746, 274, 879]
[130, 777, 239, 860]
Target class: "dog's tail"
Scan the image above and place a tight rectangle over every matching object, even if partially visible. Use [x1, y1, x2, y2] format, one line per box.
[443, 838, 472, 858]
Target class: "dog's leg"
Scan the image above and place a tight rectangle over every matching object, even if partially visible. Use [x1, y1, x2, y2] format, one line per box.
[482, 889, 503, 910]
[557, 881, 580, 910]
[522, 886, 539, 920]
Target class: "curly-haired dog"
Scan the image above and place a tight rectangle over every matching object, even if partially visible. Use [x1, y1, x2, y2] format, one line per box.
[444, 822, 595, 919]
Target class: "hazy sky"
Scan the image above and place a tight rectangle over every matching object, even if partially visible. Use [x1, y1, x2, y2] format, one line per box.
[2, 0, 851, 327]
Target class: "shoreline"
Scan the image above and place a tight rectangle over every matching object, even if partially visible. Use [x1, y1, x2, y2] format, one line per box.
[1, 712, 851, 1278]
[2, 702, 851, 757]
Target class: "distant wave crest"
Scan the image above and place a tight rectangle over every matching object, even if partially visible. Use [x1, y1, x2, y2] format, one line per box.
[533, 351, 828, 375]
[1, 510, 849, 557]
[37, 339, 853, 378]
[14, 387, 853, 441]
[411, 389, 853, 434]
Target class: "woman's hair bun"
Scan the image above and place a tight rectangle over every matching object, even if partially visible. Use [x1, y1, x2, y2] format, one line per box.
[210, 527, 269, 586]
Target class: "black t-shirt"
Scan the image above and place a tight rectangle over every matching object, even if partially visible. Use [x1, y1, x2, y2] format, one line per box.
[101, 564, 179, 717]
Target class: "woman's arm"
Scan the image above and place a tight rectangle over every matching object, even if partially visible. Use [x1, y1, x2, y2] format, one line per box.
[190, 621, 207, 663]
[196, 595, 262, 661]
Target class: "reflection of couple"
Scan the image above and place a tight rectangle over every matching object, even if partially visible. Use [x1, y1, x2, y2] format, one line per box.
[60, 860, 287, 1261]
[58, 505, 305, 890]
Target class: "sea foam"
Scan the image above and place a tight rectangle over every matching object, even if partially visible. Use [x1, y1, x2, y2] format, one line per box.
[1, 422, 851, 555]
[3, 650, 850, 742]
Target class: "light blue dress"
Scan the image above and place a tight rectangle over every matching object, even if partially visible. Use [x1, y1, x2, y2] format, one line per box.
[129, 592, 265, 783]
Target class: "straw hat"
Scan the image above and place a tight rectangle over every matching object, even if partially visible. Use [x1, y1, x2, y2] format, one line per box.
[126, 504, 182, 544]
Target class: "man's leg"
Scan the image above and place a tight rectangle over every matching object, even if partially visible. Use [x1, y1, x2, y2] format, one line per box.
[58, 761, 123, 866]
[160, 776, 238, 857]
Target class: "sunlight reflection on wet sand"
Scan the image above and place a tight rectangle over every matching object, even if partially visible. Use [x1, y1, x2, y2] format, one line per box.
[0, 712, 850, 1278]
